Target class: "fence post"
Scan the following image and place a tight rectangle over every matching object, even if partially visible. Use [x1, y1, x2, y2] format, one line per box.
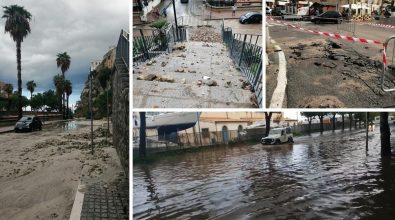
[239, 34, 248, 66]
[139, 29, 150, 60]
[230, 33, 236, 56]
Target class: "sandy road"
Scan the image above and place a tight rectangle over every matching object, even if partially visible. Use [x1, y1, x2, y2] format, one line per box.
[0, 120, 122, 220]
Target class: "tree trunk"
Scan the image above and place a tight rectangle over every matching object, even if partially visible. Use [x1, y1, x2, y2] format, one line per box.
[139, 112, 147, 158]
[319, 116, 324, 134]
[349, 113, 352, 131]
[380, 112, 391, 156]
[342, 114, 345, 131]
[16, 41, 23, 119]
[308, 120, 312, 135]
[66, 95, 69, 119]
[265, 112, 272, 137]
[332, 114, 336, 131]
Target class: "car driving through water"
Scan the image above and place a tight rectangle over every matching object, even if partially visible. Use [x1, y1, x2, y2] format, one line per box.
[261, 127, 293, 145]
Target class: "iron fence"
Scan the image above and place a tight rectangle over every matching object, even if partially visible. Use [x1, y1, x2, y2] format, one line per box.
[133, 128, 265, 155]
[337, 19, 356, 36]
[133, 25, 187, 66]
[222, 24, 262, 107]
[116, 29, 130, 70]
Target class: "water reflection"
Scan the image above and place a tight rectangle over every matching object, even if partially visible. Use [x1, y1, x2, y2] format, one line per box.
[134, 129, 395, 219]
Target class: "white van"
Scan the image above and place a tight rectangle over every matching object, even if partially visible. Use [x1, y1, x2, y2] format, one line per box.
[261, 127, 293, 145]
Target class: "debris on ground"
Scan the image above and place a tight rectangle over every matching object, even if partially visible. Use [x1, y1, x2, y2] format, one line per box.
[190, 26, 222, 42]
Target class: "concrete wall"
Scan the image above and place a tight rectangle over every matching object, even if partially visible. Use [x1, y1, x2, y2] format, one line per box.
[112, 62, 129, 177]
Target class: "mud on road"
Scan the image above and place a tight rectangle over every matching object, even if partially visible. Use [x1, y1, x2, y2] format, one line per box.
[283, 38, 395, 108]
[0, 120, 122, 220]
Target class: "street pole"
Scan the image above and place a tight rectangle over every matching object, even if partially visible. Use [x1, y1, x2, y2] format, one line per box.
[197, 112, 202, 147]
[89, 67, 94, 154]
[106, 80, 110, 144]
[172, 0, 179, 40]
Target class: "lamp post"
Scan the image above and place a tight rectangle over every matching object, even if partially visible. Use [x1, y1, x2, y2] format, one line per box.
[172, 0, 179, 40]
[89, 66, 94, 154]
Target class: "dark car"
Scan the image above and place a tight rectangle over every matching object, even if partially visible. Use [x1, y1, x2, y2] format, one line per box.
[239, 12, 262, 24]
[311, 11, 343, 24]
[180, 0, 188, 3]
[14, 115, 42, 132]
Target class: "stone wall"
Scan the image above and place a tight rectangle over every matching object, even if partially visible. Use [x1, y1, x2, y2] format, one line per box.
[112, 60, 129, 177]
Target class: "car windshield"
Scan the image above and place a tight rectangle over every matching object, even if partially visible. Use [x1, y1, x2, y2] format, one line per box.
[245, 13, 256, 17]
[19, 116, 33, 122]
[269, 129, 282, 135]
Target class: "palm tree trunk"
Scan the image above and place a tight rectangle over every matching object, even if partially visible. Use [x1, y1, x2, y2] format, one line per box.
[380, 112, 391, 156]
[66, 95, 69, 119]
[342, 114, 345, 130]
[16, 41, 23, 119]
[139, 112, 147, 158]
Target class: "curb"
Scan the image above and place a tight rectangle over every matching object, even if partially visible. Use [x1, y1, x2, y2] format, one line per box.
[269, 39, 287, 108]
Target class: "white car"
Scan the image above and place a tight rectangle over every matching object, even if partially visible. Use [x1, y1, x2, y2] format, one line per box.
[266, 7, 272, 15]
[261, 127, 293, 145]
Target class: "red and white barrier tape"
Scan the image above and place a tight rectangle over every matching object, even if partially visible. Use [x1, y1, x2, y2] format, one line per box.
[360, 22, 395, 29]
[267, 16, 388, 70]
[267, 17, 383, 45]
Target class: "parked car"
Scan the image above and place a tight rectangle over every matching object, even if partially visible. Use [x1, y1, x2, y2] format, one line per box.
[266, 7, 272, 15]
[14, 115, 42, 132]
[271, 7, 287, 16]
[181, 0, 188, 3]
[239, 12, 262, 24]
[261, 127, 293, 145]
[311, 11, 343, 24]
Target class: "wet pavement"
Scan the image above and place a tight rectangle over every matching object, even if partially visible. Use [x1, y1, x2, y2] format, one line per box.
[134, 126, 395, 219]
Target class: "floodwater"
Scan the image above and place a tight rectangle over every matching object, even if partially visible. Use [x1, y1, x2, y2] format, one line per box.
[133, 127, 395, 219]
[48, 120, 82, 131]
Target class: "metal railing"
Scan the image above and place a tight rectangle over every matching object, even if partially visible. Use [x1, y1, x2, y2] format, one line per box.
[382, 35, 395, 92]
[116, 29, 130, 70]
[133, 25, 187, 66]
[337, 19, 356, 36]
[222, 23, 262, 107]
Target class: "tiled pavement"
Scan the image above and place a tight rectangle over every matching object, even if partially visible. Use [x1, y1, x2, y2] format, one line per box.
[81, 175, 129, 220]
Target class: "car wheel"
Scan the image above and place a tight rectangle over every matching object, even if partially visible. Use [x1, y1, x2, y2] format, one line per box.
[275, 139, 281, 144]
[316, 20, 320, 24]
[288, 137, 294, 143]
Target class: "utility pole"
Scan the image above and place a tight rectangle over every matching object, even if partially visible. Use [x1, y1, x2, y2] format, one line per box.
[106, 80, 110, 144]
[89, 67, 94, 154]
[172, 0, 179, 40]
[197, 112, 203, 147]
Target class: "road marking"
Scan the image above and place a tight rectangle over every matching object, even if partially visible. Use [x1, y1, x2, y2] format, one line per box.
[269, 39, 287, 108]
[69, 184, 85, 220]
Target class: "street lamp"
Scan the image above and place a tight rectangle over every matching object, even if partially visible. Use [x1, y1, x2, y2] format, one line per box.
[172, 0, 179, 40]
[89, 66, 94, 154]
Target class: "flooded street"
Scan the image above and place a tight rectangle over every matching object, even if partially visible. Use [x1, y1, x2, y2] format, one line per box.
[134, 126, 395, 219]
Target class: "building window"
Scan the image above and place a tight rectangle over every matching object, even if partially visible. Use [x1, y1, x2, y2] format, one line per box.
[202, 128, 210, 138]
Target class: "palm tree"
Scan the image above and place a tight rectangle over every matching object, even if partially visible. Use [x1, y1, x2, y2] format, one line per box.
[26, 80, 36, 100]
[264, 112, 273, 137]
[64, 80, 72, 119]
[3, 83, 13, 111]
[2, 5, 32, 119]
[56, 52, 71, 119]
[53, 75, 65, 113]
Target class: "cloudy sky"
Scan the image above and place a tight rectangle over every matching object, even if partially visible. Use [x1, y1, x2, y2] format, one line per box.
[0, 0, 128, 107]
